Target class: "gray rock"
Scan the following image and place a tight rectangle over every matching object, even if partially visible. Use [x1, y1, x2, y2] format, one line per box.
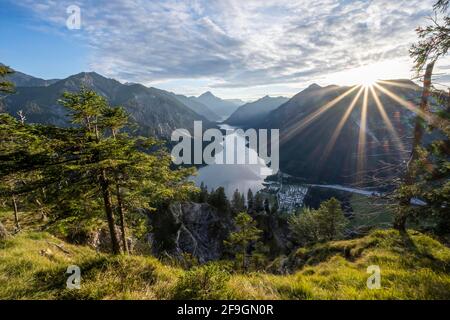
[67, 225, 133, 253]
[150, 202, 233, 263]
[0, 222, 8, 240]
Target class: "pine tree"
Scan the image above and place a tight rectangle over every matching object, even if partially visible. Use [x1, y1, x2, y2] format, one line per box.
[103, 106, 130, 252]
[395, 0, 450, 231]
[208, 187, 230, 214]
[0, 67, 20, 231]
[288, 198, 347, 245]
[315, 198, 347, 241]
[231, 189, 245, 214]
[247, 189, 254, 212]
[0, 65, 14, 94]
[254, 193, 264, 212]
[0, 83, 197, 250]
[198, 182, 209, 203]
[58, 89, 122, 253]
[225, 212, 262, 272]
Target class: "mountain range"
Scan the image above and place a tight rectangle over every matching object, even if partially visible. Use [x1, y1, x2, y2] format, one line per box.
[169, 93, 221, 122]
[254, 81, 422, 184]
[1, 65, 425, 185]
[1, 70, 217, 137]
[192, 91, 243, 120]
[226, 95, 289, 126]
[1, 63, 59, 88]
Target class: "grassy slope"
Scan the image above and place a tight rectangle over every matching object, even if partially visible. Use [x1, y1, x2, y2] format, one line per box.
[234, 229, 450, 299]
[349, 194, 393, 229]
[0, 230, 449, 300]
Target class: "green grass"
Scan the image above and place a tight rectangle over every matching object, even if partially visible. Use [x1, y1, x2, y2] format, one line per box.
[0, 229, 449, 300]
[229, 229, 450, 299]
[0, 232, 180, 299]
[348, 194, 393, 229]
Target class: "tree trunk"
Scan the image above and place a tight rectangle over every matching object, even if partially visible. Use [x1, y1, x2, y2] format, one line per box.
[99, 170, 121, 254]
[408, 61, 436, 168]
[116, 182, 129, 254]
[11, 195, 20, 231]
[393, 211, 408, 232]
[242, 244, 247, 272]
[395, 61, 435, 231]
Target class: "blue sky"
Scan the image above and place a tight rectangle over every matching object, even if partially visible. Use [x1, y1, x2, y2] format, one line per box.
[1, 0, 447, 99]
[0, 2, 88, 79]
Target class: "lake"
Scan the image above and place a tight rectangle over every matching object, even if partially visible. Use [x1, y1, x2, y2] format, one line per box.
[192, 124, 273, 198]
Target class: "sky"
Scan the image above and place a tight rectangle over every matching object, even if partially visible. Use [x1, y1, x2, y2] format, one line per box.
[0, 0, 449, 100]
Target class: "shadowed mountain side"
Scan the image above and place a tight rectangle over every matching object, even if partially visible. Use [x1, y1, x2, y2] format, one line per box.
[193, 91, 242, 120]
[255, 80, 422, 184]
[225, 98, 247, 107]
[170, 93, 221, 122]
[226, 95, 289, 127]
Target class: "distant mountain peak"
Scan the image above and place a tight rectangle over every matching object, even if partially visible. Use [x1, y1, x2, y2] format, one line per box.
[71, 71, 105, 79]
[3, 68, 214, 138]
[199, 91, 216, 98]
[195, 91, 241, 119]
[225, 95, 289, 126]
[306, 83, 322, 90]
[1, 64, 60, 87]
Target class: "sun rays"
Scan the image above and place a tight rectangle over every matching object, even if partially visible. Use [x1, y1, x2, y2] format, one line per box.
[373, 83, 430, 121]
[322, 86, 365, 161]
[357, 87, 369, 180]
[280, 85, 360, 144]
[369, 85, 406, 153]
[279, 78, 435, 182]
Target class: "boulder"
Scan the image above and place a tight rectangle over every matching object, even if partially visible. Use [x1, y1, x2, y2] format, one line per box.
[149, 202, 233, 263]
[67, 225, 133, 253]
[0, 222, 8, 240]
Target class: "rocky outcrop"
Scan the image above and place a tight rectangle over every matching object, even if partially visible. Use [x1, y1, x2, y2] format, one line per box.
[67, 225, 133, 253]
[0, 222, 8, 240]
[149, 202, 233, 263]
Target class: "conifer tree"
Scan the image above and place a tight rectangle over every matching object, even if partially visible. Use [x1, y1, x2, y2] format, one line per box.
[225, 212, 262, 271]
[288, 198, 347, 245]
[0, 65, 14, 94]
[0, 66, 19, 231]
[208, 187, 230, 214]
[254, 193, 264, 212]
[247, 189, 254, 212]
[198, 182, 209, 203]
[231, 189, 245, 214]
[395, 0, 449, 231]
[56, 88, 196, 253]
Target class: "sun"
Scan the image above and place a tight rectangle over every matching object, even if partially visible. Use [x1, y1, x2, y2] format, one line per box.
[351, 64, 380, 87]
[361, 76, 378, 87]
[325, 59, 410, 88]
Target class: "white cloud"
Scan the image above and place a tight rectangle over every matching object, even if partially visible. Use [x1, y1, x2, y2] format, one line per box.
[13, 0, 439, 98]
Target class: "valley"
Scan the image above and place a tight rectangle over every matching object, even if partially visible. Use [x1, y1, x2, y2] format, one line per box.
[1, 0, 449, 301]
